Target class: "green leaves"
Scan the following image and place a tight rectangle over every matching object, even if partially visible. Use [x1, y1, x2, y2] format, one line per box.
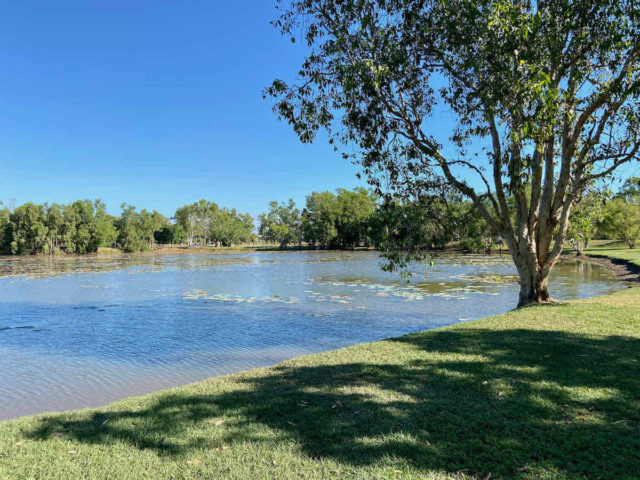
[1, 200, 119, 255]
[268, 0, 640, 304]
[599, 197, 640, 249]
[175, 201, 254, 248]
[259, 199, 302, 248]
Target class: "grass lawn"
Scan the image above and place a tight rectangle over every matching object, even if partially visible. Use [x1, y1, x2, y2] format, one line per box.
[584, 243, 640, 268]
[1, 287, 639, 479]
[565, 240, 640, 268]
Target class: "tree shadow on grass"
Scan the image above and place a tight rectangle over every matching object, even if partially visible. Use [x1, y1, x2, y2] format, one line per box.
[23, 327, 640, 478]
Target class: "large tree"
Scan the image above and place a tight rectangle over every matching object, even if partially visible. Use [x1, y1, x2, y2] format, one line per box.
[334, 188, 376, 248]
[302, 191, 339, 248]
[267, 0, 640, 306]
[259, 199, 302, 247]
[7, 203, 47, 255]
[174, 204, 199, 247]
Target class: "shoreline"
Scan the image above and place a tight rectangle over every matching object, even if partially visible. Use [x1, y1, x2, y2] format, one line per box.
[0, 250, 635, 422]
[562, 252, 640, 283]
[1, 284, 638, 479]
[0, 245, 374, 258]
[0, 251, 637, 423]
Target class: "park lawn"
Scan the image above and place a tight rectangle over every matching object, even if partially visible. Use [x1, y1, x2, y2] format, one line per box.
[563, 239, 640, 268]
[582, 241, 640, 268]
[1, 289, 639, 480]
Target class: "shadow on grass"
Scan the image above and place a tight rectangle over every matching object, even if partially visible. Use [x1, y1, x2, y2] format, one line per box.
[24, 328, 640, 477]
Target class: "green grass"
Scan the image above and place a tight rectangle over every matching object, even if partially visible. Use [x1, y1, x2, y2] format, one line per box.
[579, 241, 640, 268]
[1, 288, 639, 479]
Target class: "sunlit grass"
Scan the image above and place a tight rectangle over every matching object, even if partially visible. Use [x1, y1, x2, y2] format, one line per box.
[566, 239, 640, 267]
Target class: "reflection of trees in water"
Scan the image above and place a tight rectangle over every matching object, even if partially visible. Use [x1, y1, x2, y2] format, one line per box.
[551, 259, 618, 300]
[0, 254, 255, 279]
[0, 253, 621, 305]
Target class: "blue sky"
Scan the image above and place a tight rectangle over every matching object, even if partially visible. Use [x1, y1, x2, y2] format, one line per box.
[0, 1, 366, 218]
[1, 2, 637, 220]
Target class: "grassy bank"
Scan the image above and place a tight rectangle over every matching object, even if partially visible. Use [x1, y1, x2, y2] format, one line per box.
[578, 240, 640, 268]
[1, 288, 639, 479]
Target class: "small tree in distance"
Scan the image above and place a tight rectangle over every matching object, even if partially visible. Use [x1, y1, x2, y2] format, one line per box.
[267, 0, 640, 307]
[566, 190, 605, 256]
[600, 197, 640, 249]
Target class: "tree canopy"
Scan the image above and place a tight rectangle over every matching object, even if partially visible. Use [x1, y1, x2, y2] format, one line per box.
[173, 200, 254, 248]
[259, 187, 495, 253]
[268, 0, 640, 306]
[600, 196, 640, 249]
[258, 199, 303, 248]
[0, 199, 254, 255]
[0, 200, 118, 255]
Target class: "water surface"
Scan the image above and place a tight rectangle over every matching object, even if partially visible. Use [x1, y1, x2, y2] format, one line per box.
[0, 251, 625, 420]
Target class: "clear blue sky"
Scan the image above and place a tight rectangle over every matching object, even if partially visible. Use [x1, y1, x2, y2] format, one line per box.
[0, 1, 366, 219]
[2, 2, 637, 220]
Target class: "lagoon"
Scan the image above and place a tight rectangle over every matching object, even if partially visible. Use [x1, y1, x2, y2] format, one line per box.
[0, 251, 625, 420]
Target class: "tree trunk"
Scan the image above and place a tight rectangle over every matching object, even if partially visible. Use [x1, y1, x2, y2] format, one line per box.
[503, 234, 555, 308]
[515, 260, 551, 308]
[518, 271, 550, 307]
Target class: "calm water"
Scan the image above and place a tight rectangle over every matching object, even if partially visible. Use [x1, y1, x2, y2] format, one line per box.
[0, 251, 625, 420]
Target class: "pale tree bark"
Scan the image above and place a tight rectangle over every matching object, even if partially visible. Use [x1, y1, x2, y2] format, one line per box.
[398, 47, 637, 306]
[269, 0, 640, 307]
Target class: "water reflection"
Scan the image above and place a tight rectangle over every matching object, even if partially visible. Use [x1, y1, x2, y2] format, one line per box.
[0, 251, 626, 420]
[0, 252, 256, 278]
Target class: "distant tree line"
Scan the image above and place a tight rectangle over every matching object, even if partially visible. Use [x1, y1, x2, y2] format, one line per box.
[0, 199, 254, 255]
[2, 181, 639, 257]
[566, 177, 640, 254]
[259, 188, 381, 249]
[258, 187, 499, 258]
[0, 200, 117, 255]
[259, 180, 640, 263]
